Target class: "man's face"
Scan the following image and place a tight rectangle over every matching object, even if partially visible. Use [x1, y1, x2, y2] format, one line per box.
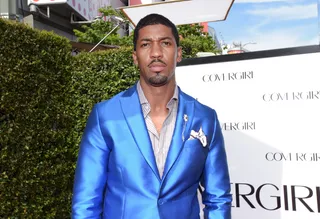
[132, 24, 182, 87]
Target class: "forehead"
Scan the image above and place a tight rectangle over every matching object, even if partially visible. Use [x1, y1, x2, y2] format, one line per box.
[137, 24, 174, 40]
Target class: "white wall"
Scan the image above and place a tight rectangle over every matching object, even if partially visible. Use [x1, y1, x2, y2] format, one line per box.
[176, 50, 320, 219]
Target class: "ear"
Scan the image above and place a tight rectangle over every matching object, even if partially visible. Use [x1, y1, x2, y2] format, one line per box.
[176, 46, 182, 63]
[132, 51, 138, 66]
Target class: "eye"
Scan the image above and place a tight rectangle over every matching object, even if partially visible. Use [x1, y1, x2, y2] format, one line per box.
[161, 41, 171, 47]
[141, 43, 150, 48]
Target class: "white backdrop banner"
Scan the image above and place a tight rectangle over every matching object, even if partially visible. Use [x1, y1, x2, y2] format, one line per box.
[176, 51, 320, 219]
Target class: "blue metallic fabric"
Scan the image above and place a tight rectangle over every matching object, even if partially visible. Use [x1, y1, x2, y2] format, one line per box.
[72, 84, 232, 219]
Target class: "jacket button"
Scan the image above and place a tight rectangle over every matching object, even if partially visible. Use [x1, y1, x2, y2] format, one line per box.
[158, 199, 164, 205]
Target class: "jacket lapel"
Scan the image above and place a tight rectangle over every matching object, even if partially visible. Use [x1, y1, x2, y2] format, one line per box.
[162, 90, 195, 181]
[120, 85, 161, 181]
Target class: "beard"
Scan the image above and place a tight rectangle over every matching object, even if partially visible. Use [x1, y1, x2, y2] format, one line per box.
[148, 73, 168, 87]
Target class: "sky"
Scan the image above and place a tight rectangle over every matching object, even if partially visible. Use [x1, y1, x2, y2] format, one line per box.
[209, 0, 320, 52]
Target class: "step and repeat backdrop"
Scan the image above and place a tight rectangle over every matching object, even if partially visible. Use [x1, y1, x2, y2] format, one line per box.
[176, 48, 320, 219]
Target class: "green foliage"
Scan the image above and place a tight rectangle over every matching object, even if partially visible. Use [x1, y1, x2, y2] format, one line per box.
[70, 48, 139, 138]
[0, 18, 74, 218]
[180, 35, 218, 59]
[177, 23, 207, 38]
[74, 6, 132, 47]
[74, 8, 218, 57]
[0, 18, 138, 218]
[178, 24, 220, 58]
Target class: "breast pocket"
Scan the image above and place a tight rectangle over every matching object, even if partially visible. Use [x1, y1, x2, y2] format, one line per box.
[178, 139, 208, 176]
[183, 139, 208, 157]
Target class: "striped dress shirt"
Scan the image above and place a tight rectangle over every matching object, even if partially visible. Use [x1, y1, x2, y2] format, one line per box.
[137, 81, 179, 178]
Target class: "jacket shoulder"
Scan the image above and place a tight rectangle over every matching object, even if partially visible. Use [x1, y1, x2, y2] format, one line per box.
[95, 85, 135, 109]
[180, 89, 217, 117]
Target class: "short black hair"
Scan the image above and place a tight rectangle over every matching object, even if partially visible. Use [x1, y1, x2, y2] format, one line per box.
[133, 13, 179, 51]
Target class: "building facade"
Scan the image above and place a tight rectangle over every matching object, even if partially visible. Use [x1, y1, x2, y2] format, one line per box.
[0, 0, 128, 40]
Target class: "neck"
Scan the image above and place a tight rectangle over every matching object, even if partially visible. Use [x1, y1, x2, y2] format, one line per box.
[140, 78, 176, 110]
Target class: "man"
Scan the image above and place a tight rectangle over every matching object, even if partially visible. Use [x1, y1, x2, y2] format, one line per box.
[72, 13, 232, 219]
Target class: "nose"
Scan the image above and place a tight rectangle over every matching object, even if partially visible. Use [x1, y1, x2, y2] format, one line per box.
[150, 42, 163, 59]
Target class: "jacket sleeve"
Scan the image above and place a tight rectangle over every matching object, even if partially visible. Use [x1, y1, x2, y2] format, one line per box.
[72, 104, 110, 219]
[200, 110, 232, 219]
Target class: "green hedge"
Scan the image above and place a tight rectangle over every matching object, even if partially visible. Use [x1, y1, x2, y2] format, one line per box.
[70, 48, 139, 147]
[0, 18, 74, 218]
[0, 19, 139, 218]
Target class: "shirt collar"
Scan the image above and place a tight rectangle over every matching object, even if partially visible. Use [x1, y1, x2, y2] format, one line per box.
[137, 81, 179, 116]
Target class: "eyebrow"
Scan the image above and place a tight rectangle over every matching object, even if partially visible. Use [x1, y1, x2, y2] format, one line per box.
[140, 37, 173, 42]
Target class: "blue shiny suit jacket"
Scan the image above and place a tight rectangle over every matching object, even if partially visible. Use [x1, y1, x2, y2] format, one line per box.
[72, 84, 232, 219]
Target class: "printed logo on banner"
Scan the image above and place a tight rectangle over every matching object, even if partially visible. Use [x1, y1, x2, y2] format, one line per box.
[231, 182, 320, 213]
[221, 122, 256, 131]
[265, 152, 320, 162]
[263, 91, 320, 101]
[176, 50, 320, 219]
[202, 70, 254, 82]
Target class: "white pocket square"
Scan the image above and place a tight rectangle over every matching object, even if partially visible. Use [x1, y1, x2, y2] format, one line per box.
[188, 127, 207, 147]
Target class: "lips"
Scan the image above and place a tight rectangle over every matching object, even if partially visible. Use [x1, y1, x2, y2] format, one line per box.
[148, 62, 166, 72]
[149, 65, 165, 72]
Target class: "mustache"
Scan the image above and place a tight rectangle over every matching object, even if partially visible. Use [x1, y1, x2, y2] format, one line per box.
[148, 59, 167, 67]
